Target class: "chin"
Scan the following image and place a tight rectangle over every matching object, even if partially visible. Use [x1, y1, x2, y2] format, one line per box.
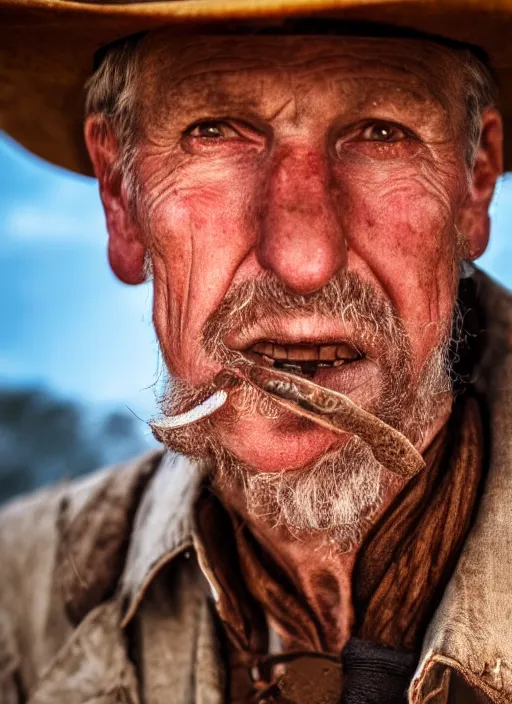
[213, 355, 386, 473]
[215, 411, 351, 473]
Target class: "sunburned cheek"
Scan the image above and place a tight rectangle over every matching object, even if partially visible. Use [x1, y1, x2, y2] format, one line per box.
[148, 187, 254, 383]
[353, 186, 449, 262]
[349, 185, 458, 355]
[151, 165, 254, 245]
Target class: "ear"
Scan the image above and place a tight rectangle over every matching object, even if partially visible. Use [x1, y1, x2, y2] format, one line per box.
[458, 107, 503, 260]
[84, 116, 147, 285]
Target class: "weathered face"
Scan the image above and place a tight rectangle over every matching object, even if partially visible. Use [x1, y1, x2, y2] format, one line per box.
[87, 32, 501, 476]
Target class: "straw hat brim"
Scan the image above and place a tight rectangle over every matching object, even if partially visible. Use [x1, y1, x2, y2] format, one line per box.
[1, 0, 512, 174]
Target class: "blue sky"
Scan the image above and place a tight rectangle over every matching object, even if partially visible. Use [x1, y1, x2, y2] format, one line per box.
[1, 131, 511, 418]
[0, 133, 160, 419]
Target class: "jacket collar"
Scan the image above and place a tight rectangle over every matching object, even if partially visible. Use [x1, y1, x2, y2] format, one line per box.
[55, 448, 164, 626]
[32, 453, 212, 704]
[119, 452, 205, 626]
[411, 271, 512, 702]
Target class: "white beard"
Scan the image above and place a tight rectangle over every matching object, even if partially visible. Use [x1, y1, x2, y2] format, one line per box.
[212, 435, 390, 552]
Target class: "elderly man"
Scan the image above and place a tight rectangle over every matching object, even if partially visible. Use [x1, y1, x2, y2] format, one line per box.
[1, 0, 512, 702]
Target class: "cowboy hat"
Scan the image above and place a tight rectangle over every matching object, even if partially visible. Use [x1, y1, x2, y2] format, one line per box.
[0, 0, 511, 175]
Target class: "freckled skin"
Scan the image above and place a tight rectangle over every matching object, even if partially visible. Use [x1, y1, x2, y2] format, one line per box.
[107, 33, 499, 472]
[85, 31, 503, 651]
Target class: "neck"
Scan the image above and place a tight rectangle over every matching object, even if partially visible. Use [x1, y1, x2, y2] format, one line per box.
[217, 404, 452, 654]
[239, 475, 405, 653]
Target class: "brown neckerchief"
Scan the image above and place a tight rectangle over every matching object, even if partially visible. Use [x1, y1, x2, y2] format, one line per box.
[194, 390, 484, 703]
[353, 392, 484, 651]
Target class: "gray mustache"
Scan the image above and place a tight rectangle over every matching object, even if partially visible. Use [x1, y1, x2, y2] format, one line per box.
[202, 270, 405, 355]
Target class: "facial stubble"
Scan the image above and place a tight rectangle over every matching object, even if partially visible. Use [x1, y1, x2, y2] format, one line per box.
[155, 270, 454, 550]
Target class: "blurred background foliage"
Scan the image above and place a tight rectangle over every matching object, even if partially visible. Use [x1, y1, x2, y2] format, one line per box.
[0, 387, 149, 503]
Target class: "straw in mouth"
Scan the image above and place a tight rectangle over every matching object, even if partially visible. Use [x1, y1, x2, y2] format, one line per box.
[150, 362, 425, 479]
[151, 389, 228, 429]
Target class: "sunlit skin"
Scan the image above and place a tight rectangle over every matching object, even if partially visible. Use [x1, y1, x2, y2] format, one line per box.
[85, 31, 502, 652]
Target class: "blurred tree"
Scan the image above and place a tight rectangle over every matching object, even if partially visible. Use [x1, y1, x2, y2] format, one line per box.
[0, 387, 151, 504]
[97, 408, 154, 467]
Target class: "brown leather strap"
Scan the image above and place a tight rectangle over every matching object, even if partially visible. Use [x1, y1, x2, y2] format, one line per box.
[228, 650, 342, 704]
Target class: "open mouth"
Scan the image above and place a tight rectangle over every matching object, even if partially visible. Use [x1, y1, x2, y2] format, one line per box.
[244, 340, 363, 378]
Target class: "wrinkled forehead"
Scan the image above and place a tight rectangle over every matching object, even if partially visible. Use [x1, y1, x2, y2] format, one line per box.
[137, 30, 467, 111]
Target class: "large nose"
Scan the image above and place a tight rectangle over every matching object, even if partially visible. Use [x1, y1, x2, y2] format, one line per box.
[256, 146, 347, 295]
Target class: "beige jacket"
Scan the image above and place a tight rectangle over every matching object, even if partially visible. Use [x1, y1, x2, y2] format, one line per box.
[1, 270, 512, 704]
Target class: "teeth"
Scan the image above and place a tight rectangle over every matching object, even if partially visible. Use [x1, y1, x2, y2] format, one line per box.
[252, 341, 274, 356]
[273, 344, 288, 360]
[287, 346, 318, 361]
[250, 341, 360, 363]
[319, 345, 338, 361]
[336, 343, 359, 361]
